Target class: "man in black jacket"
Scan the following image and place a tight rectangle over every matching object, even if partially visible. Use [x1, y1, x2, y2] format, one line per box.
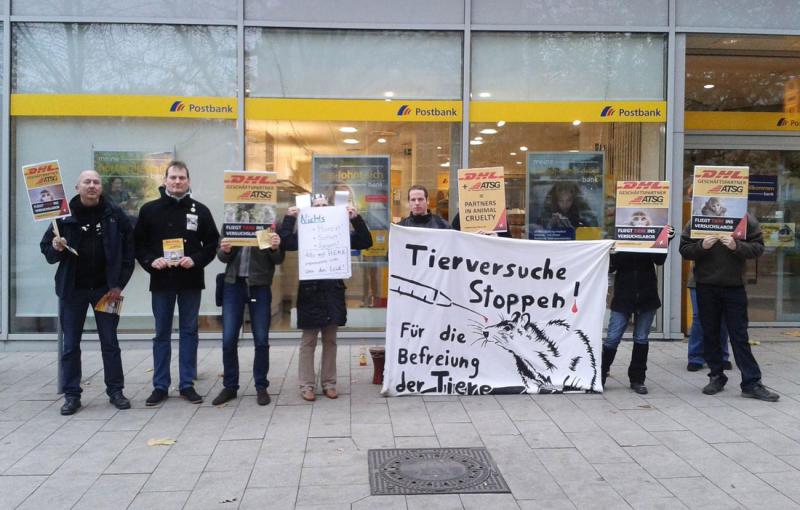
[679, 216, 778, 402]
[134, 161, 219, 406]
[398, 185, 452, 229]
[40, 170, 135, 415]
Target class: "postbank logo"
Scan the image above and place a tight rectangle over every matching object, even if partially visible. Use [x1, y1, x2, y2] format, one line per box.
[397, 105, 412, 116]
[777, 117, 800, 128]
[601, 104, 662, 119]
[396, 103, 458, 118]
[600, 106, 616, 117]
[170, 100, 186, 112]
[169, 98, 233, 114]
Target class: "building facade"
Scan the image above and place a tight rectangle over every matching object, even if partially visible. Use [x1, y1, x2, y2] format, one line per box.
[2, 0, 799, 343]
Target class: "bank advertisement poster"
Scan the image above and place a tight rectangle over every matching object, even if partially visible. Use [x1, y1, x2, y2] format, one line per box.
[382, 225, 613, 396]
[298, 205, 352, 280]
[22, 160, 71, 222]
[456, 167, 507, 233]
[93, 149, 174, 216]
[613, 181, 671, 253]
[526, 152, 603, 241]
[312, 156, 390, 257]
[222, 171, 278, 247]
[690, 165, 749, 239]
[762, 223, 795, 248]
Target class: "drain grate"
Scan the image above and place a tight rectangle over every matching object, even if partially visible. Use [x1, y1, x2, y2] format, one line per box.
[368, 447, 510, 495]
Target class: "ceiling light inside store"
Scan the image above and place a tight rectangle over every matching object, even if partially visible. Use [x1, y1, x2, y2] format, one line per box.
[704, 83, 715, 89]
[474, 136, 483, 141]
[572, 120, 581, 126]
[339, 127, 358, 133]
[440, 161, 450, 167]
[516, 161, 522, 165]
[377, 138, 387, 144]
[384, 91, 395, 98]
[519, 146, 528, 152]
[343, 138, 359, 144]
[509, 152, 517, 156]
[497, 120, 506, 127]
[478, 92, 492, 98]
[436, 146, 443, 150]
[480, 128, 498, 135]
[470, 140, 483, 145]
[568, 150, 580, 153]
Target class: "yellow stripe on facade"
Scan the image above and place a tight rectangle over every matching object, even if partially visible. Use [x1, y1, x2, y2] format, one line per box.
[11, 94, 237, 119]
[471, 101, 666, 123]
[685, 112, 800, 131]
[245, 98, 462, 122]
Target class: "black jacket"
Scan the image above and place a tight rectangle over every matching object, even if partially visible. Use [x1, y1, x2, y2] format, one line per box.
[609, 252, 667, 314]
[397, 211, 452, 229]
[679, 216, 763, 287]
[40, 196, 135, 299]
[133, 191, 219, 291]
[217, 245, 285, 287]
[278, 212, 372, 329]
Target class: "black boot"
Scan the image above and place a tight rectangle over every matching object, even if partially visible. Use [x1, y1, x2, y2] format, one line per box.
[601, 347, 617, 386]
[628, 343, 649, 394]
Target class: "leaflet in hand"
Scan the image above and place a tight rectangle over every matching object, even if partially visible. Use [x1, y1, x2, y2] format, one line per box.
[95, 293, 124, 315]
[162, 238, 184, 267]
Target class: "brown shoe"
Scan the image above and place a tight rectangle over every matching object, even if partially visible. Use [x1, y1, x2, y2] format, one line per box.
[323, 388, 338, 399]
[301, 389, 315, 402]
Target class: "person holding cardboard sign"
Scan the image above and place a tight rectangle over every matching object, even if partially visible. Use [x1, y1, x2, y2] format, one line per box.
[40, 170, 135, 415]
[134, 161, 219, 406]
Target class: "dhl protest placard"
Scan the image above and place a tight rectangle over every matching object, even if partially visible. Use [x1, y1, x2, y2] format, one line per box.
[613, 181, 671, 253]
[22, 160, 71, 221]
[456, 167, 507, 233]
[690, 166, 749, 239]
[223, 170, 278, 247]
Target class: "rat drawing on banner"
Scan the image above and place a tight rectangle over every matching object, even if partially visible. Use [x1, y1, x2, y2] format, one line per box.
[389, 274, 598, 394]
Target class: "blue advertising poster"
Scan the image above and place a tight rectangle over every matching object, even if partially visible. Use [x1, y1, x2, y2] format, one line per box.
[748, 175, 778, 202]
[312, 155, 391, 257]
[526, 152, 604, 240]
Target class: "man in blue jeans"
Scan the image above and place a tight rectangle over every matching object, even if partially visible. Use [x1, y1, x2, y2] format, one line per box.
[212, 233, 284, 406]
[40, 170, 135, 415]
[680, 215, 779, 402]
[134, 161, 219, 406]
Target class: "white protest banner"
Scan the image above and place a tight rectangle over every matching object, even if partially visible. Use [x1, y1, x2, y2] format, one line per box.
[382, 225, 613, 396]
[298, 205, 352, 280]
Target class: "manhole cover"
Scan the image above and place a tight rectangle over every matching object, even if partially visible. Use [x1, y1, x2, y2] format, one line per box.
[368, 447, 510, 495]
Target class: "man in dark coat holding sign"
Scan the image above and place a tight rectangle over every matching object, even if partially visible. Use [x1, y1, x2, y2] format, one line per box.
[41, 170, 135, 415]
[278, 193, 372, 402]
[134, 161, 219, 406]
[679, 215, 779, 402]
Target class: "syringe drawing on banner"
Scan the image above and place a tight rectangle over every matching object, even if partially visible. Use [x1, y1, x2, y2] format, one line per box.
[389, 274, 488, 322]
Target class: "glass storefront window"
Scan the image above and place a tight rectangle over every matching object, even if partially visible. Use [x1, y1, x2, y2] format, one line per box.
[686, 34, 800, 113]
[245, 28, 463, 331]
[12, 1, 236, 19]
[11, 23, 238, 334]
[683, 148, 800, 322]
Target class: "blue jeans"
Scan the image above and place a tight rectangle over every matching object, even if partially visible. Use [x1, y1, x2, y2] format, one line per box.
[222, 279, 271, 390]
[151, 289, 201, 391]
[60, 287, 124, 398]
[695, 284, 762, 390]
[604, 309, 656, 349]
[688, 287, 729, 365]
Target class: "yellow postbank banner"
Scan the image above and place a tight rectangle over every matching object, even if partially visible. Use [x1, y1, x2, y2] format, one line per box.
[245, 98, 461, 122]
[11, 94, 237, 119]
[471, 101, 666, 123]
[685, 112, 800, 131]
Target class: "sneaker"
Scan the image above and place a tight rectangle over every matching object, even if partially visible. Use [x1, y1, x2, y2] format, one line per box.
[687, 362, 703, 372]
[723, 361, 733, 370]
[180, 387, 203, 404]
[109, 392, 131, 410]
[257, 389, 271, 406]
[60, 396, 81, 415]
[323, 388, 338, 399]
[211, 388, 237, 406]
[301, 388, 315, 402]
[702, 376, 726, 395]
[742, 383, 779, 402]
[630, 382, 648, 395]
[145, 388, 168, 406]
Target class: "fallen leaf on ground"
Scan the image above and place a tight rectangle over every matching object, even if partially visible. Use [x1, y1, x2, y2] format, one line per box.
[147, 438, 176, 446]
[782, 331, 800, 337]
[145, 368, 154, 373]
[219, 498, 237, 504]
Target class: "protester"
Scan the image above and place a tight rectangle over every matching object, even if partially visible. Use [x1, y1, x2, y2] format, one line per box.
[134, 161, 219, 406]
[40, 170, 135, 415]
[398, 184, 451, 229]
[687, 267, 731, 372]
[278, 193, 372, 401]
[211, 233, 284, 406]
[601, 228, 674, 394]
[679, 217, 779, 401]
